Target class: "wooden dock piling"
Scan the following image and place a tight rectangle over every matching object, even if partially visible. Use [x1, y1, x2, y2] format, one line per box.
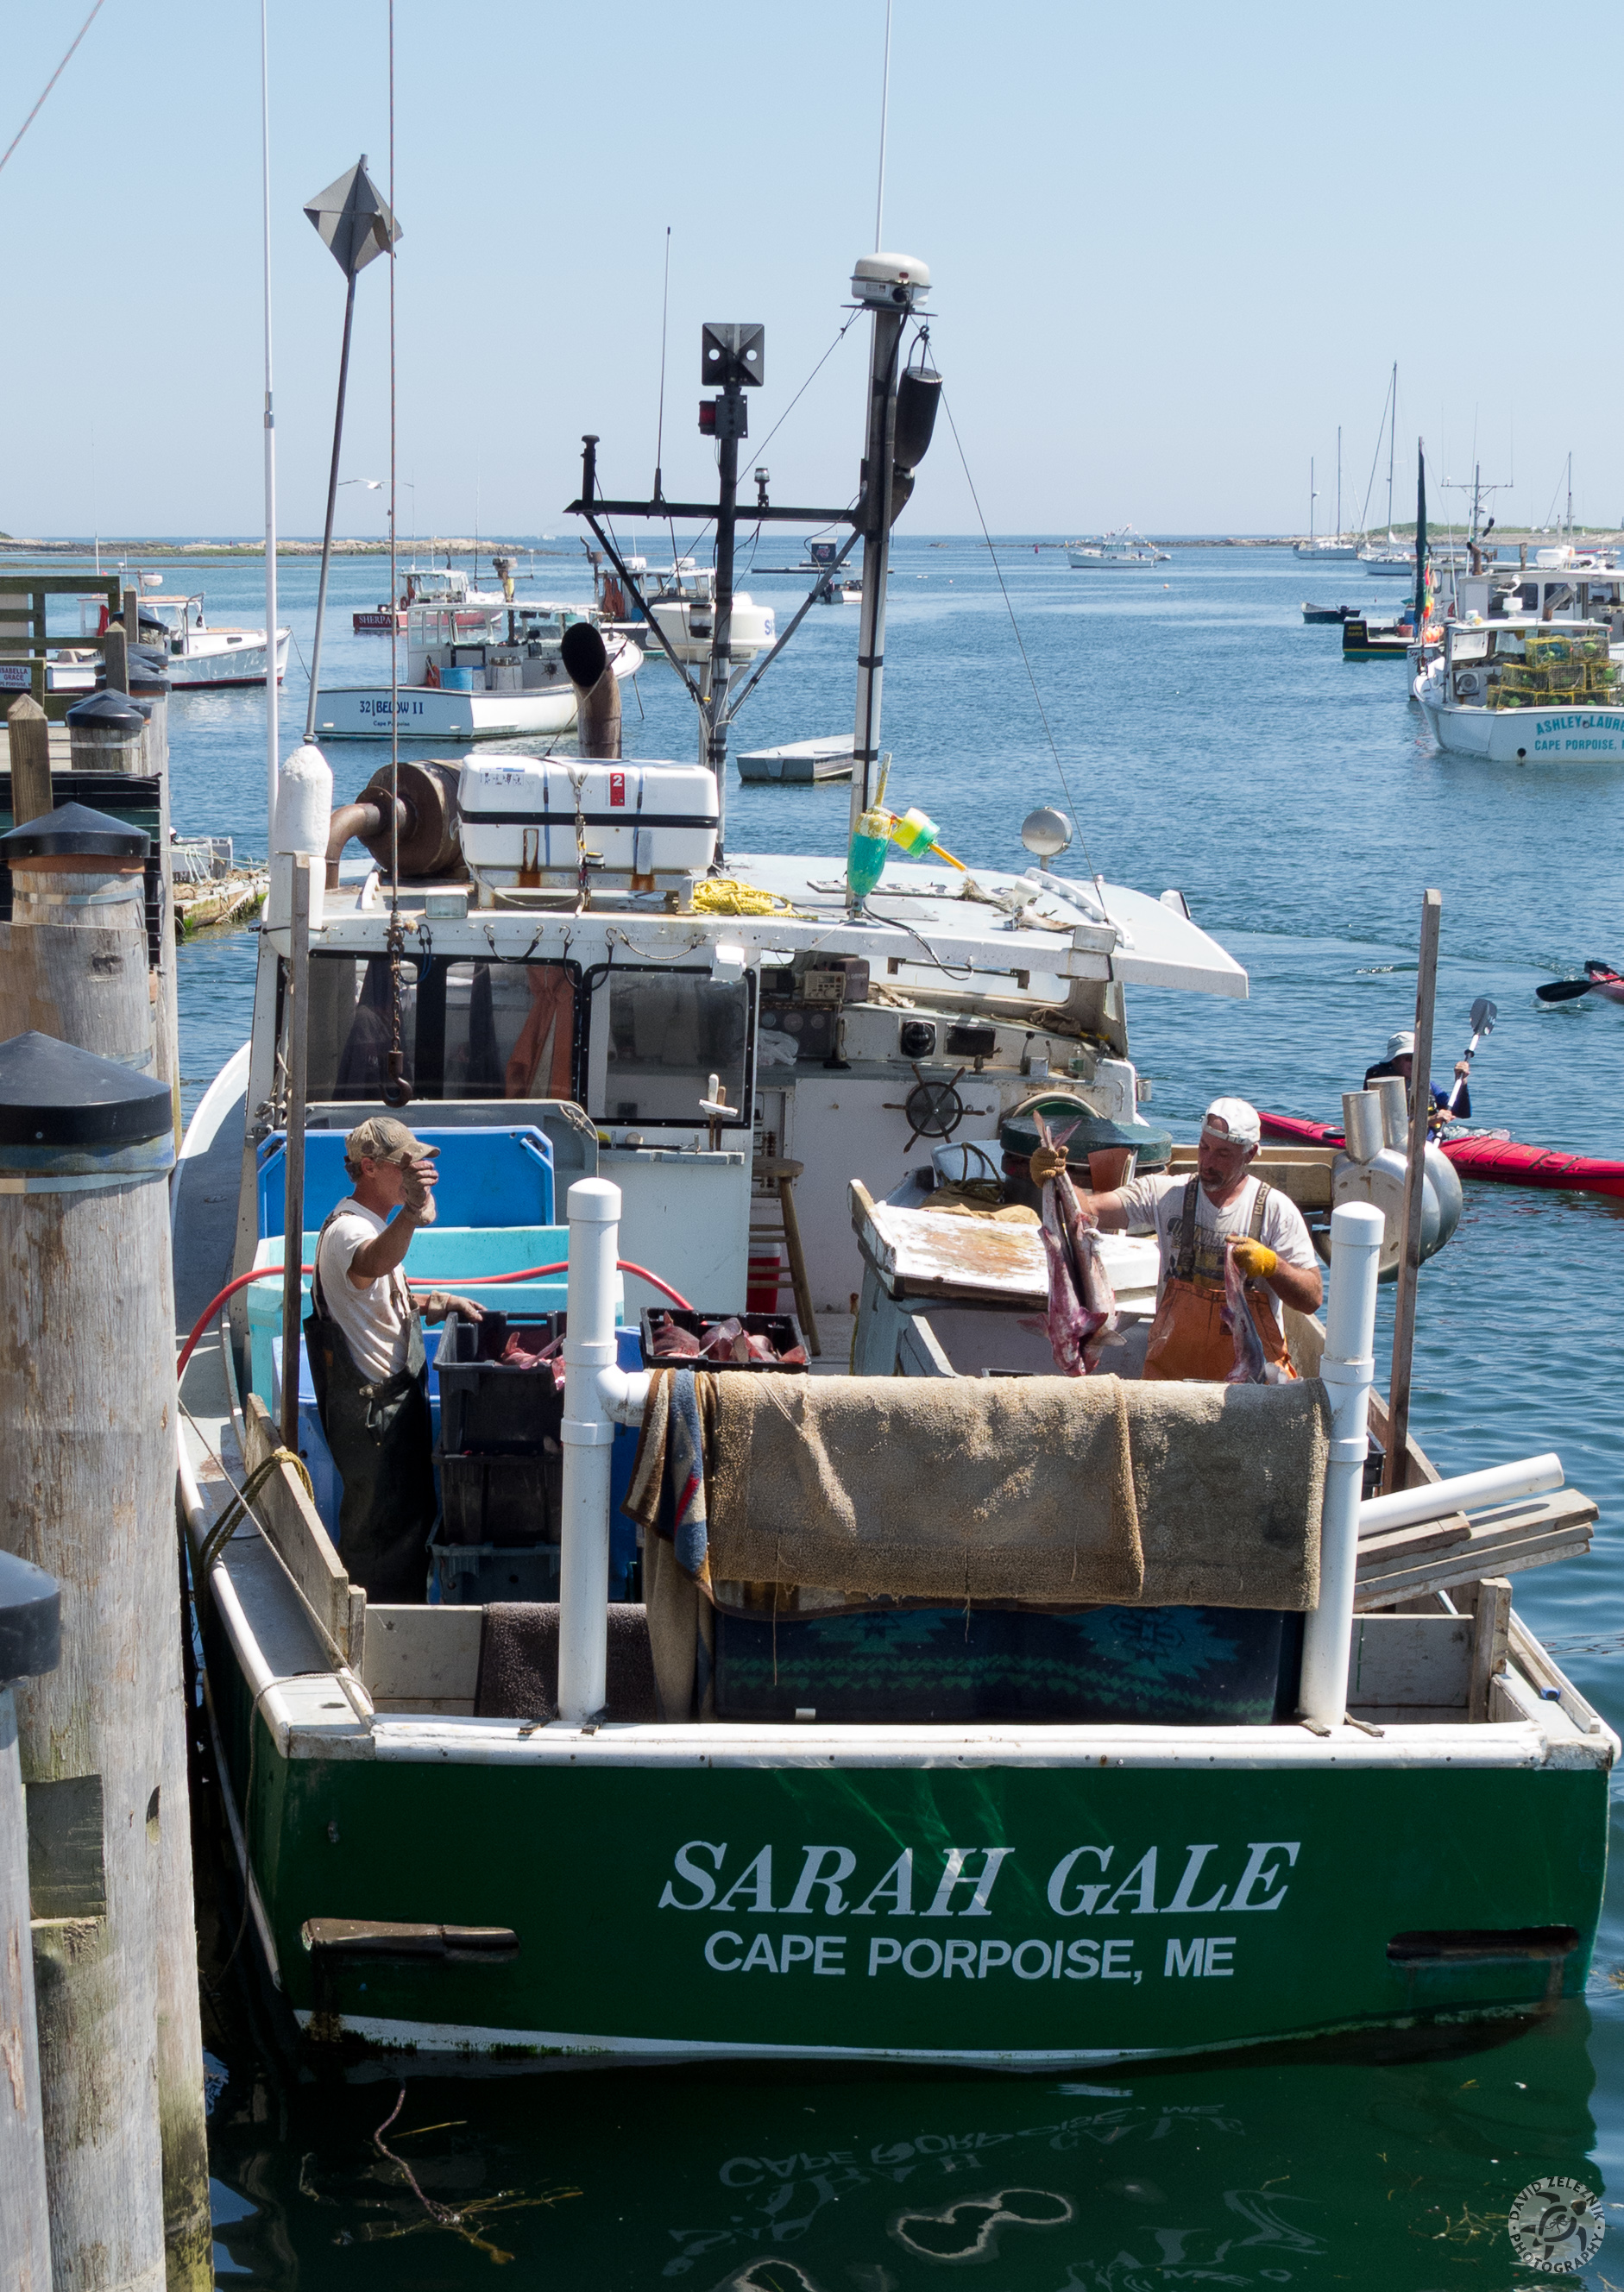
[6, 695, 53, 828]
[0, 808, 210, 2292]
[0, 1550, 61, 2292]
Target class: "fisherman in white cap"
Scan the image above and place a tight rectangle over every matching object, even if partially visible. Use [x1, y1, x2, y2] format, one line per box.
[1364, 1030, 1471, 1127]
[1065, 1096, 1321, 1382]
[304, 1116, 486, 1602]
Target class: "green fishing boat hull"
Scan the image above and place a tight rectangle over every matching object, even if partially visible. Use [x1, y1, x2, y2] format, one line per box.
[217, 1675, 1608, 2066]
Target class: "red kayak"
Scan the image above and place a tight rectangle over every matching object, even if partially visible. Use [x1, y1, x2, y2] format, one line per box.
[1261, 1111, 1624, 1200]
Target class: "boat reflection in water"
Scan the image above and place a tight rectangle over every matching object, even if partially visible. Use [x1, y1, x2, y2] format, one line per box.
[206, 2003, 1608, 2285]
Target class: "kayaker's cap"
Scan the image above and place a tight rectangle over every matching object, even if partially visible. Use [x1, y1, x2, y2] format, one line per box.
[1387, 1030, 1416, 1060]
[344, 1115, 436, 1173]
[1202, 1097, 1261, 1149]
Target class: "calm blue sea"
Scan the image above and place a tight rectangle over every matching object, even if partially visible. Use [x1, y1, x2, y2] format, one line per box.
[95, 534, 1624, 2283]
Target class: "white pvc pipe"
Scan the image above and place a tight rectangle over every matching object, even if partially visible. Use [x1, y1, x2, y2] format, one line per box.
[1358, 1452, 1562, 1539]
[557, 1179, 622, 1723]
[1300, 1200, 1385, 1728]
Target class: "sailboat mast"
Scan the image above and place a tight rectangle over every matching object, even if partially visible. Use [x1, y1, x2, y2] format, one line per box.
[1336, 426, 1342, 541]
[1386, 362, 1396, 531]
[1566, 451, 1573, 541]
[1309, 457, 1315, 545]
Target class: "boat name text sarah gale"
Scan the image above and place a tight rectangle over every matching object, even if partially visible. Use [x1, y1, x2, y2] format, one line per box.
[658, 1838, 1301, 1918]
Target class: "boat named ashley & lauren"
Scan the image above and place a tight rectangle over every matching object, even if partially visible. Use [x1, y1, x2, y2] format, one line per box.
[1414, 615, 1624, 763]
[174, 249, 1611, 2073]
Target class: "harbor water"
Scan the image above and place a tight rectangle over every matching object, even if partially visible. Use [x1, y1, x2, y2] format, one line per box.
[154, 538, 1624, 2283]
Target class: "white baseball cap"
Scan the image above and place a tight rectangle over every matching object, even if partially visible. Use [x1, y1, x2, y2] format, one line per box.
[1386, 1030, 1416, 1059]
[1201, 1096, 1261, 1148]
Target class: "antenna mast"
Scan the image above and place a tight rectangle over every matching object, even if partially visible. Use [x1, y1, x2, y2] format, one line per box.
[874, 0, 894, 248]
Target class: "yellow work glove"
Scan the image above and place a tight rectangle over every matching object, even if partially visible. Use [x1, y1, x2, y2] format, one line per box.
[1029, 1143, 1068, 1184]
[1231, 1239, 1277, 1280]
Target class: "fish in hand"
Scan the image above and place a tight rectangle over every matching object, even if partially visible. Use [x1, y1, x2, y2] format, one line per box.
[1222, 1238, 1284, 1385]
[1034, 1112, 1117, 1376]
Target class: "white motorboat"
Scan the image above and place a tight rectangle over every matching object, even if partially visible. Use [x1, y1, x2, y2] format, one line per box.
[42, 592, 291, 691]
[137, 593, 290, 687]
[352, 563, 511, 634]
[645, 564, 776, 662]
[313, 596, 641, 740]
[1414, 615, 1624, 762]
[1066, 527, 1167, 568]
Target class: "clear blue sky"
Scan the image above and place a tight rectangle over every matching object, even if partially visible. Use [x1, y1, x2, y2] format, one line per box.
[3, 0, 1616, 539]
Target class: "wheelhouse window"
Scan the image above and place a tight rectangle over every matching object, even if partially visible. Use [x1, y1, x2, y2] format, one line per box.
[296, 954, 580, 1101]
[588, 967, 753, 1127]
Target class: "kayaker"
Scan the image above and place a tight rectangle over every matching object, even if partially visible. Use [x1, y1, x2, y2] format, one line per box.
[1065, 1098, 1322, 1382]
[304, 1117, 486, 1603]
[1363, 1030, 1471, 1127]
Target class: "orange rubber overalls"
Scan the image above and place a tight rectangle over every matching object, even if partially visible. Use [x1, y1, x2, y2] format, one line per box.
[1141, 1176, 1299, 1383]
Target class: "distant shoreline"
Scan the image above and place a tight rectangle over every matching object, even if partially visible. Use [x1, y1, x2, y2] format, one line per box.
[0, 529, 1615, 562]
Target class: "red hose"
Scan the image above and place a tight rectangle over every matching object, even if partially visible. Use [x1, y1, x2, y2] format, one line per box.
[175, 1257, 692, 1380]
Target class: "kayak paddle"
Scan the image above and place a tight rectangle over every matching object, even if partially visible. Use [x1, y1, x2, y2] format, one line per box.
[1445, 995, 1495, 1112]
[1537, 959, 1624, 1004]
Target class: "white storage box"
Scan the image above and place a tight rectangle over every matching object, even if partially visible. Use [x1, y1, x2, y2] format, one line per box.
[459, 758, 719, 882]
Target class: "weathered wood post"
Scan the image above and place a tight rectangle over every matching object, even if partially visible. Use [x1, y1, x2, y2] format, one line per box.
[127, 652, 180, 1148]
[65, 688, 145, 777]
[103, 624, 129, 696]
[7, 693, 54, 827]
[0, 1548, 61, 2292]
[0, 804, 210, 2290]
[0, 1030, 175, 2292]
[0, 803, 154, 1064]
[123, 584, 141, 653]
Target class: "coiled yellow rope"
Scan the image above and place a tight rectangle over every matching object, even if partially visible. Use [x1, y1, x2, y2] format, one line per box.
[688, 878, 810, 917]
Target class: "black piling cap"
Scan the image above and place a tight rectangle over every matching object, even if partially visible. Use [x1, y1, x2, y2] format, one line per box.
[1, 802, 150, 865]
[126, 646, 171, 692]
[0, 1548, 60, 1686]
[65, 689, 147, 734]
[0, 1031, 172, 1149]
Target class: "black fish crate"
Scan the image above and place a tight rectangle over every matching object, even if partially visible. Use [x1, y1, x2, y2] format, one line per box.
[439, 1450, 555, 1546]
[431, 1540, 561, 1607]
[437, 1310, 564, 1454]
[639, 1308, 807, 1370]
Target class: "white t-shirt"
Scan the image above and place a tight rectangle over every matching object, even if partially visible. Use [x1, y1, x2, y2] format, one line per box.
[316, 1198, 414, 1382]
[1113, 1172, 1319, 1329]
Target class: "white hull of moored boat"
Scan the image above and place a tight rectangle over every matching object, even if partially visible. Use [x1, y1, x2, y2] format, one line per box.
[167, 630, 292, 688]
[1419, 694, 1624, 763]
[312, 681, 585, 741]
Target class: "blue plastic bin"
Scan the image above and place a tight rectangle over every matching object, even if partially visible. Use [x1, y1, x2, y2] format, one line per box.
[257, 1125, 553, 1239]
[244, 1225, 609, 1411]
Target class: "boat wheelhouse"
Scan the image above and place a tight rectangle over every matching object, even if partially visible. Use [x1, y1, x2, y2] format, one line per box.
[312, 599, 641, 740]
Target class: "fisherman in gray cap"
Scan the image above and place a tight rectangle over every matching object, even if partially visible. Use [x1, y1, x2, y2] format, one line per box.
[304, 1117, 486, 1602]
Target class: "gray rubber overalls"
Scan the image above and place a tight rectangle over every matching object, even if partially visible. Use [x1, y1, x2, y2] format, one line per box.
[305, 1207, 437, 1603]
